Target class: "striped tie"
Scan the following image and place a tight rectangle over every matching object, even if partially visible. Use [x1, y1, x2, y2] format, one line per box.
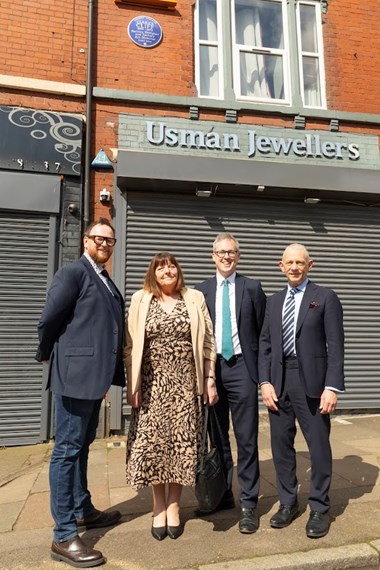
[282, 288, 298, 357]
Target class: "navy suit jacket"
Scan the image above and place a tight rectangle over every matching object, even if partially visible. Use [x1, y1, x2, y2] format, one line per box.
[35, 256, 126, 400]
[196, 274, 266, 383]
[259, 280, 345, 398]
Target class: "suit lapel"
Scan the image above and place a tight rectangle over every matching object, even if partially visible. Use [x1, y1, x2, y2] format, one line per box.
[81, 256, 122, 321]
[276, 288, 287, 330]
[206, 276, 217, 324]
[296, 281, 316, 331]
[235, 273, 244, 323]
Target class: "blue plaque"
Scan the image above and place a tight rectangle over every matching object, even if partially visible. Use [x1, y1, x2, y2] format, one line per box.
[128, 16, 163, 49]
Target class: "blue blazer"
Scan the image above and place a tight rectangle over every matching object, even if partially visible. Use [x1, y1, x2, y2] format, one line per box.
[259, 280, 345, 398]
[196, 273, 266, 383]
[35, 256, 126, 400]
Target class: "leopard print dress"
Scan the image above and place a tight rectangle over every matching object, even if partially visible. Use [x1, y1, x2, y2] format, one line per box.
[126, 296, 204, 489]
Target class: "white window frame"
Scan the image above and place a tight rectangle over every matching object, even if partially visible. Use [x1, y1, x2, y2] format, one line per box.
[296, 0, 327, 108]
[231, 0, 291, 105]
[194, 0, 225, 100]
[194, 0, 326, 109]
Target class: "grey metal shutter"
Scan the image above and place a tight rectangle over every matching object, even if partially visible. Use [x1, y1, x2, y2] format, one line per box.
[123, 191, 380, 411]
[0, 212, 51, 445]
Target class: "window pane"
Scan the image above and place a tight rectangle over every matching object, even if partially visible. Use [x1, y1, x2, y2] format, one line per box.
[240, 52, 284, 99]
[302, 56, 321, 106]
[199, 0, 218, 42]
[300, 4, 318, 52]
[200, 45, 219, 97]
[235, 0, 284, 49]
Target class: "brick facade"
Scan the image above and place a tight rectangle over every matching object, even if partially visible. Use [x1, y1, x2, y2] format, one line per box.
[0, 0, 379, 251]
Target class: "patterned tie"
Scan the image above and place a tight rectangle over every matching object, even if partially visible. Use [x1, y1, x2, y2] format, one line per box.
[282, 288, 298, 357]
[221, 279, 234, 361]
[101, 269, 119, 299]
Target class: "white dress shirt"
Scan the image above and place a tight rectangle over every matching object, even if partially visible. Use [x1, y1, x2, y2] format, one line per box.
[215, 272, 242, 356]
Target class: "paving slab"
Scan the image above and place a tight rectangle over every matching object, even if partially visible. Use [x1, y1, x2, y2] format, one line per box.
[0, 414, 379, 570]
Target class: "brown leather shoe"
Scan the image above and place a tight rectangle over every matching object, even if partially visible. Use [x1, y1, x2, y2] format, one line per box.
[76, 508, 121, 529]
[51, 536, 104, 567]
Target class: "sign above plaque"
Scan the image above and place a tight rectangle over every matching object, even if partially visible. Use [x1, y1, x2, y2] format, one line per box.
[128, 16, 163, 48]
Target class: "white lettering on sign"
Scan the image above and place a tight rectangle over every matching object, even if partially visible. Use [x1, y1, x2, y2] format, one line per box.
[147, 122, 240, 152]
[248, 131, 360, 160]
[145, 121, 360, 161]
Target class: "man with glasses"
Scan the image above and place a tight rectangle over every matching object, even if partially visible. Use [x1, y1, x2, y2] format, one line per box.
[196, 232, 266, 534]
[36, 218, 125, 568]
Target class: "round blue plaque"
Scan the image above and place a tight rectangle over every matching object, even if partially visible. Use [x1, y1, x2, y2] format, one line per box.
[128, 16, 163, 49]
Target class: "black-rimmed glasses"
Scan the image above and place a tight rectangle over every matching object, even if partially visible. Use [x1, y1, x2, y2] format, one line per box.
[87, 235, 117, 247]
[213, 250, 239, 259]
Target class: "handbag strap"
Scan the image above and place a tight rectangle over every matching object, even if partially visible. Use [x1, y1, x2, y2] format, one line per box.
[199, 404, 210, 471]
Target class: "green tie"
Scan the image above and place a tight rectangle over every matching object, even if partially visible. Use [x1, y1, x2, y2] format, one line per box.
[222, 279, 234, 361]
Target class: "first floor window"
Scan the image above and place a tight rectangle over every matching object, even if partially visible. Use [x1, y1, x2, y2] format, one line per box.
[195, 0, 326, 108]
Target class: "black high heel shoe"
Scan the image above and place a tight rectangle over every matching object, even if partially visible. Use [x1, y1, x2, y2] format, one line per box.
[167, 524, 184, 539]
[151, 525, 167, 541]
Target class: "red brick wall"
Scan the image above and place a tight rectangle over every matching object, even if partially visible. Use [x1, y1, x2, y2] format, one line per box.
[323, 0, 380, 114]
[1, 0, 379, 226]
[1, 0, 380, 113]
[0, 0, 87, 84]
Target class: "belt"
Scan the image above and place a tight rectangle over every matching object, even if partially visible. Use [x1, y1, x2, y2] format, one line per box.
[283, 355, 298, 368]
[217, 353, 243, 365]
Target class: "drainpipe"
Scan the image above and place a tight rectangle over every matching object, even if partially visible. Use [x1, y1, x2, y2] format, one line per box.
[83, 0, 94, 230]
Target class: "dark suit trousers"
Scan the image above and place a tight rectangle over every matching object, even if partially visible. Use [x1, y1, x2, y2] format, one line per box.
[269, 359, 332, 513]
[215, 355, 259, 508]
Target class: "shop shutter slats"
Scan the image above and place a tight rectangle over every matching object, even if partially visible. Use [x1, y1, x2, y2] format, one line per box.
[0, 212, 50, 445]
[123, 192, 380, 414]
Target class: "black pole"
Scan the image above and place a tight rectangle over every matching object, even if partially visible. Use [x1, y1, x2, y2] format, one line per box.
[83, 0, 94, 230]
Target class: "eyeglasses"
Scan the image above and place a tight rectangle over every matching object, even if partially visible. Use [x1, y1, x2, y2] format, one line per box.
[213, 250, 239, 259]
[87, 235, 117, 247]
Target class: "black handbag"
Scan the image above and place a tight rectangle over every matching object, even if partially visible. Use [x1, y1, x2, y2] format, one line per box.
[195, 404, 227, 513]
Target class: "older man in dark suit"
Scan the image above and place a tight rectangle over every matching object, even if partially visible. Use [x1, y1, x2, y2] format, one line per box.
[36, 218, 125, 568]
[196, 233, 266, 534]
[259, 243, 344, 539]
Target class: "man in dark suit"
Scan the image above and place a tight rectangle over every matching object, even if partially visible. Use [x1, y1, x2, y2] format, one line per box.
[196, 233, 266, 533]
[36, 218, 125, 568]
[259, 243, 344, 538]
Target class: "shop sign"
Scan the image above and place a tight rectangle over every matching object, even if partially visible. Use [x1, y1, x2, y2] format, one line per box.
[128, 16, 162, 48]
[145, 121, 361, 162]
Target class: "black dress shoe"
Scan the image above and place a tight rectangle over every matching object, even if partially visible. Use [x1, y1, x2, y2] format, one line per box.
[167, 524, 184, 539]
[151, 525, 167, 541]
[76, 508, 121, 530]
[195, 490, 235, 516]
[239, 507, 259, 534]
[270, 503, 299, 528]
[51, 536, 104, 567]
[306, 511, 330, 538]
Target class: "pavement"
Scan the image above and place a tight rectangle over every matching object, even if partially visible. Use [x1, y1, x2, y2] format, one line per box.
[1, 412, 380, 570]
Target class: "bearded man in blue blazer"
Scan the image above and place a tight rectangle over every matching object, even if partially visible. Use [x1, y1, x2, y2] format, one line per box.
[36, 218, 125, 568]
[196, 233, 266, 534]
[259, 243, 344, 539]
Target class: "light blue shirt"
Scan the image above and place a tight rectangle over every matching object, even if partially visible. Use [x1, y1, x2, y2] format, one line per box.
[282, 278, 309, 353]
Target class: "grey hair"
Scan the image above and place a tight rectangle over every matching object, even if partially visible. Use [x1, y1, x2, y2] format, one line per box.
[282, 243, 311, 261]
[213, 232, 240, 252]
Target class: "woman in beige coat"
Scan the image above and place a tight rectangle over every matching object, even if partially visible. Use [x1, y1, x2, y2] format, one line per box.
[124, 252, 217, 541]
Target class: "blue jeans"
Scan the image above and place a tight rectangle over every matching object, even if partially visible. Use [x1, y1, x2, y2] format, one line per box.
[49, 394, 102, 542]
